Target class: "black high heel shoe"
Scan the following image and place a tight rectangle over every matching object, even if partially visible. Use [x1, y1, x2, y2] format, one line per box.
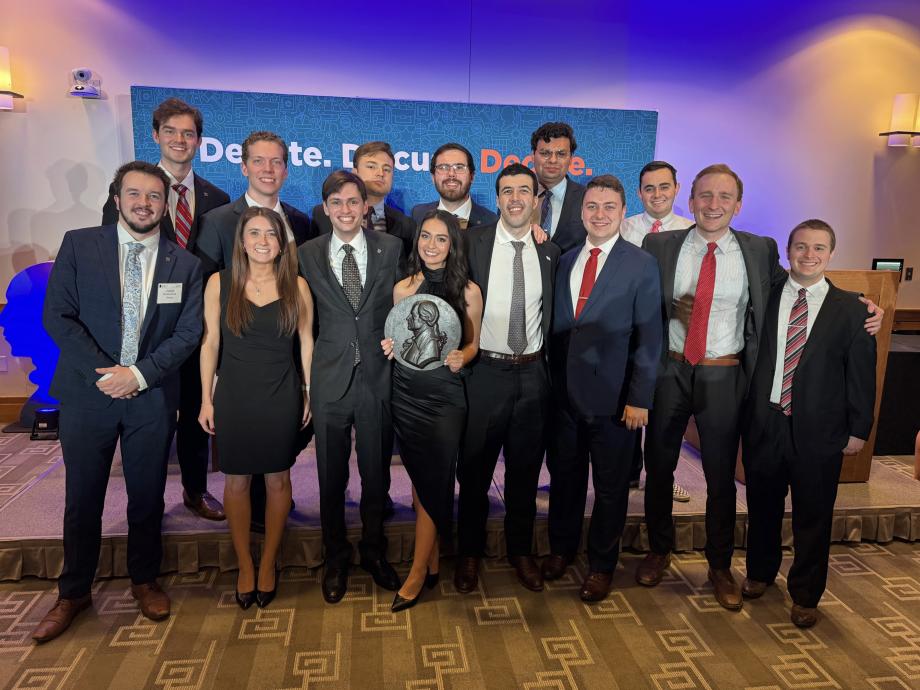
[256, 569, 279, 609]
[425, 569, 440, 590]
[235, 590, 256, 610]
[392, 584, 424, 613]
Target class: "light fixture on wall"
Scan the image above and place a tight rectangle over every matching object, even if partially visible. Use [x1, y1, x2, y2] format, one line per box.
[0, 47, 24, 111]
[880, 93, 920, 146]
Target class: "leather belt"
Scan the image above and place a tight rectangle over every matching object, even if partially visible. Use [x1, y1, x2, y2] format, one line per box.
[668, 351, 741, 367]
[479, 348, 543, 365]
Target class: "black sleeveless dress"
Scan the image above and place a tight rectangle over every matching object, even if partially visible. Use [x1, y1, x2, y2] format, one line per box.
[391, 268, 467, 536]
[214, 270, 301, 475]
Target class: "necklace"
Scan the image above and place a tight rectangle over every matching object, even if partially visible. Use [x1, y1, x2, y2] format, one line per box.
[248, 277, 273, 296]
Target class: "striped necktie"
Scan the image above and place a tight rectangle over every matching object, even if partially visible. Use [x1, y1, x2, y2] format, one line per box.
[780, 288, 809, 415]
[172, 184, 192, 248]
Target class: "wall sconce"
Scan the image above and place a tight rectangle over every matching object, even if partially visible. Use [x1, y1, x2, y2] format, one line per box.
[0, 47, 24, 111]
[879, 93, 920, 147]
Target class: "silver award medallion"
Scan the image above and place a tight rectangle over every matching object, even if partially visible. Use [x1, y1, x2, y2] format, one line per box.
[385, 294, 461, 371]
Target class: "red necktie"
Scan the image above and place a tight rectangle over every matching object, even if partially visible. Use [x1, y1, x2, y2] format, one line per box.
[173, 184, 192, 249]
[780, 288, 808, 415]
[650, 219, 662, 233]
[575, 248, 602, 320]
[683, 242, 717, 364]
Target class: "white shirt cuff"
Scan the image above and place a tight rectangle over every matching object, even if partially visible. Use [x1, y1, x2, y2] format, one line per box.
[129, 365, 148, 391]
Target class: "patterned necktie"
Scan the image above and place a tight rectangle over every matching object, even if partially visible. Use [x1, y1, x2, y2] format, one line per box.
[507, 240, 528, 355]
[120, 242, 145, 366]
[540, 190, 553, 233]
[172, 184, 191, 249]
[370, 208, 386, 233]
[683, 242, 718, 365]
[341, 244, 362, 364]
[454, 214, 469, 230]
[575, 248, 602, 320]
[650, 219, 662, 234]
[780, 288, 809, 416]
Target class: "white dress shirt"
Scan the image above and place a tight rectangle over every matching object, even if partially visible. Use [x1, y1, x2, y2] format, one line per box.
[541, 177, 567, 236]
[570, 234, 619, 313]
[669, 229, 749, 357]
[438, 196, 472, 221]
[328, 230, 368, 288]
[479, 220, 544, 355]
[620, 210, 693, 247]
[769, 277, 829, 404]
[159, 164, 195, 224]
[115, 224, 160, 390]
[244, 193, 295, 244]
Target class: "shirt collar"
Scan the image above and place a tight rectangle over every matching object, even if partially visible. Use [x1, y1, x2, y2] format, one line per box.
[496, 218, 534, 247]
[584, 234, 619, 257]
[438, 196, 472, 219]
[690, 227, 736, 253]
[371, 201, 386, 220]
[244, 193, 284, 217]
[786, 276, 828, 298]
[643, 210, 674, 226]
[158, 163, 194, 189]
[544, 176, 567, 200]
[330, 228, 368, 257]
[117, 223, 160, 249]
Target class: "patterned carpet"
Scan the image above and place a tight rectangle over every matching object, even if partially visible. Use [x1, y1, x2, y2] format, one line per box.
[1, 542, 920, 689]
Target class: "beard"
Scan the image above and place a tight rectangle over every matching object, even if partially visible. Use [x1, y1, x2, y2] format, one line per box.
[121, 211, 162, 235]
[436, 178, 471, 203]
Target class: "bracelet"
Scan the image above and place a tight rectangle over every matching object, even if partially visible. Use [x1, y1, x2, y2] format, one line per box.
[302, 384, 310, 393]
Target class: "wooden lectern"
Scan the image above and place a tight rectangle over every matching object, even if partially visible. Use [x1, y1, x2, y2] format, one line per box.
[683, 269, 899, 483]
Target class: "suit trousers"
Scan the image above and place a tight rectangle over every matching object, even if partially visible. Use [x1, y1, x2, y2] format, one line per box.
[744, 407, 843, 608]
[457, 356, 549, 557]
[644, 358, 742, 568]
[177, 349, 209, 495]
[313, 364, 391, 568]
[58, 398, 175, 598]
[547, 401, 636, 572]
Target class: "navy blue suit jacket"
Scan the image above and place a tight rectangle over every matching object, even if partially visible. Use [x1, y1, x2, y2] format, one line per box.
[410, 200, 498, 229]
[43, 225, 203, 411]
[550, 238, 662, 417]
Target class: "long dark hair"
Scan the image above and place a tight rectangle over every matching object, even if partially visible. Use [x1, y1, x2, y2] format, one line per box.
[407, 209, 469, 316]
[226, 206, 300, 337]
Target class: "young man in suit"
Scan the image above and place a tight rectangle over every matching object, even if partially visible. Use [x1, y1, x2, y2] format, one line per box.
[33, 162, 203, 642]
[455, 163, 561, 594]
[530, 122, 586, 253]
[741, 219, 875, 628]
[411, 143, 497, 230]
[312, 141, 416, 259]
[298, 170, 403, 603]
[543, 175, 662, 602]
[637, 165, 883, 610]
[197, 130, 313, 274]
[620, 160, 693, 503]
[102, 97, 229, 521]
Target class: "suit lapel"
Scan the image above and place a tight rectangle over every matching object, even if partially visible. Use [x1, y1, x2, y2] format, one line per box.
[316, 233, 353, 311]
[139, 236, 178, 343]
[797, 281, 841, 370]
[763, 284, 783, 378]
[734, 229, 763, 324]
[579, 240, 627, 322]
[357, 230, 381, 312]
[660, 230, 686, 319]
[535, 237, 555, 336]
[475, 227, 496, 304]
[557, 250, 576, 322]
[98, 226, 121, 309]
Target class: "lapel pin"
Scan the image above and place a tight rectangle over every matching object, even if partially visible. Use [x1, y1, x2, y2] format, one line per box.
[165, 256, 172, 263]
[377, 248, 382, 254]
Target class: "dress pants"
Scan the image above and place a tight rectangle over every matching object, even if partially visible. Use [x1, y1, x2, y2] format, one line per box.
[629, 429, 643, 484]
[457, 356, 549, 557]
[176, 349, 209, 495]
[644, 358, 742, 568]
[547, 400, 636, 572]
[312, 364, 390, 568]
[58, 398, 175, 599]
[744, 407, 843, 608]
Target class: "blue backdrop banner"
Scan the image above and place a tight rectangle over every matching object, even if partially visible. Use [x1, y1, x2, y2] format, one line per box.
[131, 86, 658, 218]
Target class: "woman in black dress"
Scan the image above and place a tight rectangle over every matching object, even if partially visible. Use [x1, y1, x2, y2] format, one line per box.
[382, 210, 482, 611]
[199, 206, 314, 610]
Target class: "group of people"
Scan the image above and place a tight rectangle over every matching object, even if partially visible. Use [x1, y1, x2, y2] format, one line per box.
[30, 97, 881, 644]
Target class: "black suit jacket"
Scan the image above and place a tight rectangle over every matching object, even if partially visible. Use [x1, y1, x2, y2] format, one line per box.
[642, 226, 787, 394]
[43, 225, 203, 411]
[549, 177, 587, 253]
[743, 280, 876, 459]
[410, 200, 498, 229]
[311, 203, 416, 260]
[297, 230, 403, 404]
[464, 221, 560, 357]
[197, 195, 313, 275]
[102, 173, 229, 257]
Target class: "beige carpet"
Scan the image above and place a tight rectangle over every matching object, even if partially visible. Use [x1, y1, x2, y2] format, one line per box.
[2, 542, 920, 689]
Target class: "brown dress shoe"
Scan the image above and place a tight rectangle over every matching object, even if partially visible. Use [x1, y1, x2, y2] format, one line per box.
[636, 552, 671, 587]
[742, 578, 769, 599]
[580, 572, 613, 602]
[791, 604, 818, 628]
[708, 568, 743, 610]
[183, 490, 226, 521]
[453, 556, 481, 594]
[542, 554, 574, 581]
[508, 555, 544, 592]
[32, 595, 92, 643]
[131, 582, 171, 621]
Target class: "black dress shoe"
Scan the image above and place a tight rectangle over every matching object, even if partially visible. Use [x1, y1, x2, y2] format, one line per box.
[360, 558, 401, 591]
[392, 586, 424, 613]
[322, 566, 349, 604]
[508, 555, 544, 592]
[425, 569, 440, 590]
[256, 570, 278, 608]
[235, 590, 256, 610]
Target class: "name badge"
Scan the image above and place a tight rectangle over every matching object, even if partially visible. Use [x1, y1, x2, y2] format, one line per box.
[157, 283, 182, 304]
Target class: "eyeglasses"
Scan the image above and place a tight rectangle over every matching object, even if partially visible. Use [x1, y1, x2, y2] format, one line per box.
[536, 149, 570, 160]
[434, 163, 469, 174]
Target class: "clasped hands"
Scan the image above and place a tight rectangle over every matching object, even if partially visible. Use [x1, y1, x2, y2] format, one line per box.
[95, 366, 139, 399]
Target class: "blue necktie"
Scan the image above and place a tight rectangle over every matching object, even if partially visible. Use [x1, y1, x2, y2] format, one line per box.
[120, 242, 144, 366]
